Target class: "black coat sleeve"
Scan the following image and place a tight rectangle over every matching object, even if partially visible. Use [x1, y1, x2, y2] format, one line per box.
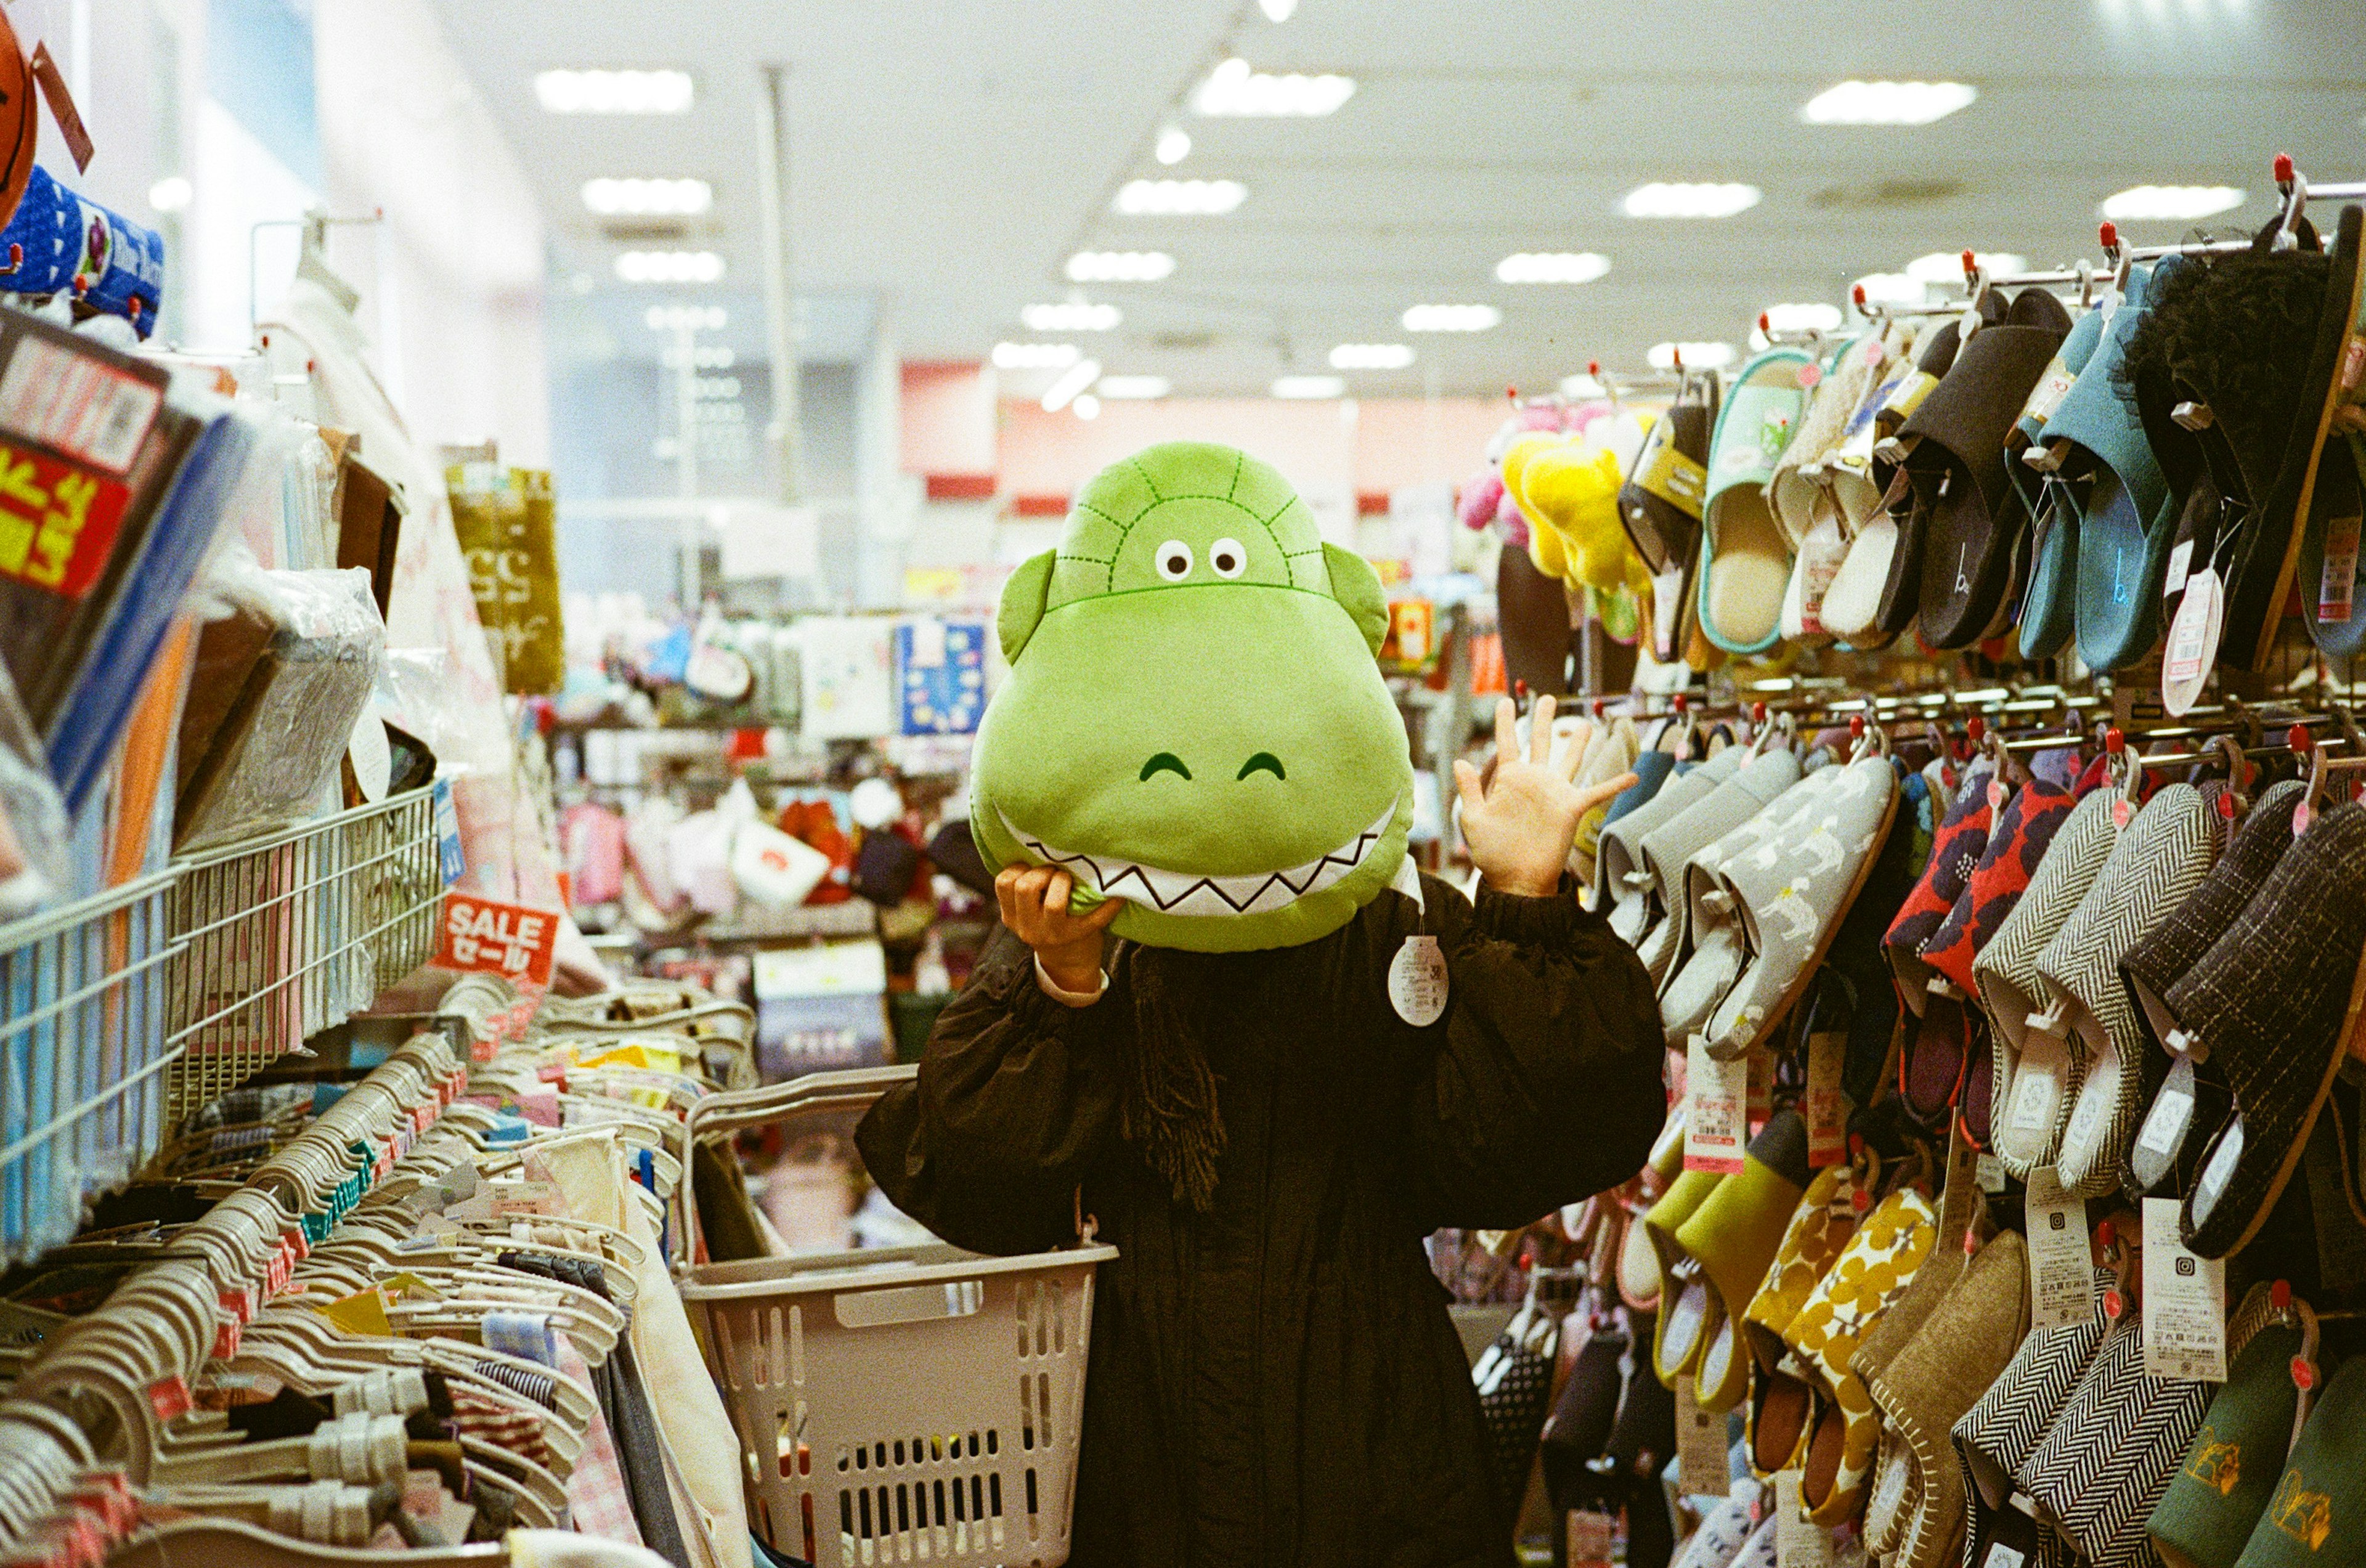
[1400, 874, 1666, 1233]
[854, 926, 1128, 1256]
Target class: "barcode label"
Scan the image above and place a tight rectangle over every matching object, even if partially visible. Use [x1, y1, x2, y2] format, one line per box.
[0, 336, 161, 473]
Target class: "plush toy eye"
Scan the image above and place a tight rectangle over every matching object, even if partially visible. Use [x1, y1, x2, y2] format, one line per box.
[1155, 540, 1194, 581]
[1209, 537, 1246, 579]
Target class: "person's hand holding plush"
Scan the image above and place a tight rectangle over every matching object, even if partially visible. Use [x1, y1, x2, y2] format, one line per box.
[998, 864, 1121, 994]
[1455, 693, 1639, 898]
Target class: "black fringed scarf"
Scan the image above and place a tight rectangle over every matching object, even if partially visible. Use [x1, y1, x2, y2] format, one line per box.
[1116, 942, 1229, 1211]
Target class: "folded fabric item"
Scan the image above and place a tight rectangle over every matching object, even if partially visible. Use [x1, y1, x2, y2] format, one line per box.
[1672, 1111, 1812, 1412]
[1863, 1230, 2031, 1568]
[2167, 799, 2366, 1256]
[1885, 766, 1998, 1011]
[1954, 1264, 2115, 1554]
[1703, 754, 1898, 1060]
[1601, 747, 1743, 944]
[2148, 1319, 2306, 1568]
[2041, 783, 2221, 1198]
[1783, 1184, 1938, 1524]
[1637, 747, 1805, 985]
[2226, 1351, 2366, 1568]
[1920, 779, 2078, 999]
[1976, 791, 2122, 1179]
[2024, 1289, 2279, 1568]
[1663, 767, 1837, 1047]
[1743, 1155, 1868, 1477]
[484, 1310, 559, 1368]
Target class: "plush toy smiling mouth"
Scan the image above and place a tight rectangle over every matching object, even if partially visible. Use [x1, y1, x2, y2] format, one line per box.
[969, 440, 1417, 953]
[999, 797, 1400, 919]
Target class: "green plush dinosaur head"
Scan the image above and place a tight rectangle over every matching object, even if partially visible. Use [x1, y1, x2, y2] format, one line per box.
[971, 441, 1414, 952]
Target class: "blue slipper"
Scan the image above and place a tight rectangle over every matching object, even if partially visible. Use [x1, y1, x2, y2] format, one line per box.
[2054, 264, 2180, 670]
[2013, 303, 2112, 659]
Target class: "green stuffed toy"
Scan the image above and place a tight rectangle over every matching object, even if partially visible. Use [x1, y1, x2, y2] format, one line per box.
[971, 441, 1414, 953]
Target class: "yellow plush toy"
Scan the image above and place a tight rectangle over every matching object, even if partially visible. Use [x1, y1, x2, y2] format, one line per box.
[1498, 431, 1573, 581]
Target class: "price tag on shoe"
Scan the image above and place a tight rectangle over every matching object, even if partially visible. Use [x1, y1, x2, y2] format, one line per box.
[2025, 1166, 2092, 1332]
[1685, 1034, 1749, 1174]
[2143, 1196, 2227, 1381]
[1775, 1471, 1834, 1568]
[1676, 1374, 1730, 1498]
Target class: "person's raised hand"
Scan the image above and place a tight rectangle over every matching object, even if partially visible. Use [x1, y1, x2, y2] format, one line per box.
[996, 865, 1122, 992]
[1453, 695, 1640, 898]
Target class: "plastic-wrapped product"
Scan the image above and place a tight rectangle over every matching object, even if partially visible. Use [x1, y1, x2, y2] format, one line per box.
[173, 553, 386, 851]
[0, 165, 166, 335]
[0, 655, 65, 916]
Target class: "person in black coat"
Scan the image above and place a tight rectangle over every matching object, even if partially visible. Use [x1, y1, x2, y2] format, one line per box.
[856, 695, 1664, 1567]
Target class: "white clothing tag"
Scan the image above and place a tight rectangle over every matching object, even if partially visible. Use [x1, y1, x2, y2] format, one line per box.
[2063, 1079, 2111, 1163]
[1805, 1030, 1846, 1167]
[2165, 538, 2195, 601]
[2026, 1166, 2093, 1333]
[1775, 1472, 1833, 1568]
[2135, 1069, 2195, 1162]
[1391, 854, 1425, 912]
[1676, 1375, 1730, 1497]
[2143, 1195, 2228, 1381]
[1388, 935, 1448, 1027]
[1653, 566, 1686, 657]
[2007, 1070, 2059, 1136]
[1685, 1034, 1750, 1173]
[1977, 1152, 2008, 1193]
[2161, 566, 2223, 718]
[1982, 1543, 2028, 1568]
[2195, 1117, 2245, 1222]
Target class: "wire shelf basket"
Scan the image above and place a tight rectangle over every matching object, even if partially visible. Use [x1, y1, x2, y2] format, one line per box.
[0, 873, 181, 1263]
[163, 789, 443, 1125]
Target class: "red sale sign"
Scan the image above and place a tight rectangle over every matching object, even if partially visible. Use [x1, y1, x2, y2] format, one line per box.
[435, 893, 559, 988]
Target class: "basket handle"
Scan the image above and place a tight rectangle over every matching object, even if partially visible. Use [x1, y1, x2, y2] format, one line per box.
[673, 1063, 918, 1272]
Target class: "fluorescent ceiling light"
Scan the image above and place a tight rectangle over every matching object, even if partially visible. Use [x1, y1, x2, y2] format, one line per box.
[1402, 303, 1502, 332]
[645, 304, 726, 331]
[1072, 393, 1102, 421]
[1496, 251, 1612, 285]
[1022, 302, 1122, 331]
[1067, 251, 1175, 282]
[1851, 272, 1932, 309]
[1192, 57, 1356, 117]
[582, 177, 712, 217]
[1905, 250, 2024, 285]
[1763, 301, 1845, 333]
[2101, 184, 2246, 221]
[147, 176, 192, 213]
[1647, 341, 1737, 371]
[993, 342, 1081, 370]
[1622, 182, 1761, 219]
[1042, 359, 1102, 412]
[614, 250, 725, 283]
[1800, 79, 1977, 126]
[1272, 375, 1346, 399]
[1097, 375, 1170, 399]
[1329, 343, 1415, 370]
[1114, 179, 1246, 216]
[1155, 128, 1192, 165]
[1258, 0, 1298, 19]
[535, 68, 694, 115]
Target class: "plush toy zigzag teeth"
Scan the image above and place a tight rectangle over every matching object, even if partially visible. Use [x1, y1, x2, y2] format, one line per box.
[1002, 800, 1396, 919]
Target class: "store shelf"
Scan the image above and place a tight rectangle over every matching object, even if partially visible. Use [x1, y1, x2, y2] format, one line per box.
[0, 871, 181, 1264]
[0, 789, 444, 1265]
[164, 790, 444, 1124]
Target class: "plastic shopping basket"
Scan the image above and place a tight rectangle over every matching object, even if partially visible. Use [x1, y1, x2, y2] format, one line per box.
[673, 1065, 1117, 1568]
